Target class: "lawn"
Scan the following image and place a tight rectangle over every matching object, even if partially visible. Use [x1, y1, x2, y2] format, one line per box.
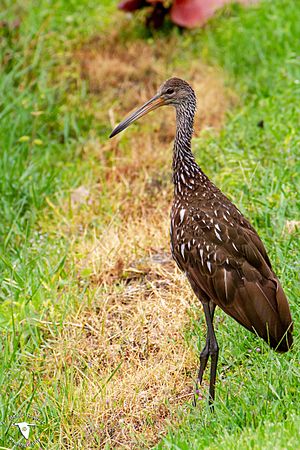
[0, 0, 299, 448]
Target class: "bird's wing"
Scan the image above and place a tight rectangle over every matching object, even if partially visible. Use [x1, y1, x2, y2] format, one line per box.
[173, 208, 293, 351]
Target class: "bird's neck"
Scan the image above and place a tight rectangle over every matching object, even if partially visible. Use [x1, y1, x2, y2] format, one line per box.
[172, 103, 204, 195]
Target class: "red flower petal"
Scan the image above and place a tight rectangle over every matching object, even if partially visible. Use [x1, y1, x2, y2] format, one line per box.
[171, 0, 257, 28]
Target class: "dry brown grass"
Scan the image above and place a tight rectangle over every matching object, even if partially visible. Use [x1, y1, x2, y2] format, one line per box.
[77, 31, 236, 133]
[37, 29, 237, 448]
[42, 235, 198, 448]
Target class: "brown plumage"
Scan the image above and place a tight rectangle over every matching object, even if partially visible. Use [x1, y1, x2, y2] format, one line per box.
[110, 77, 293, 405]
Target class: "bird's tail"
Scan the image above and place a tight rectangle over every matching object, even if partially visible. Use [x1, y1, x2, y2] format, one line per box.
[270, 280, 293, 352]
[224, 275, 293, 353]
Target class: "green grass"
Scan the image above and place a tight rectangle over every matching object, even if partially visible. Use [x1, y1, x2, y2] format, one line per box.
[0, 1, 114, 447]
[0, 0, 299, 448]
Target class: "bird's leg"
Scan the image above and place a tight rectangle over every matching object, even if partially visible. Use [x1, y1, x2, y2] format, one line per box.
[203, 302, 219, 407]
[193, 334, 210, 407]
[194, 302, 217, 406]
[197, 303, 216, 384]
[197, 335, 209, 384]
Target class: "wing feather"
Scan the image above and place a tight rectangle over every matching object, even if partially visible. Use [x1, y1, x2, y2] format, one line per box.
[171, 193, 293, 352]
[173, 215, 293, 352]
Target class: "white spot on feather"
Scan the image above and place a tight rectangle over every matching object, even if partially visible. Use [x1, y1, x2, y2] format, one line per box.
[180, 244, 185, 260]
[179, 209, 186, 224]
[199, 248, 204, 265]
[207, 261, 212, 273]
[215, 230, 222, 241]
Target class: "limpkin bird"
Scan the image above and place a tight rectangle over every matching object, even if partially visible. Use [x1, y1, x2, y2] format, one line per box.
[110, 78, 293, 404]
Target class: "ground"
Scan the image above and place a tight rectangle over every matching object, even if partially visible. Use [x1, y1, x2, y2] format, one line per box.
[0, 1, 299, 449]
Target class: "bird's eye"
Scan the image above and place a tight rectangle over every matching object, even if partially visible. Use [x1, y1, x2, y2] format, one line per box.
[166, 88, 174, 95]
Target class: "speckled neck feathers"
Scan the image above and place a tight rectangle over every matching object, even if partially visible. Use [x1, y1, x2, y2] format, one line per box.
[172, 91, 207, 195]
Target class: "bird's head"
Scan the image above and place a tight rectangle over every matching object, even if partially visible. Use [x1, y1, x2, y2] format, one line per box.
[109, 77, 196, 138]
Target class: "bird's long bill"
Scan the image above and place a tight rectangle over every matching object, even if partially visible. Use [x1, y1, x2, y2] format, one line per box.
[109, 93, 165, 138]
